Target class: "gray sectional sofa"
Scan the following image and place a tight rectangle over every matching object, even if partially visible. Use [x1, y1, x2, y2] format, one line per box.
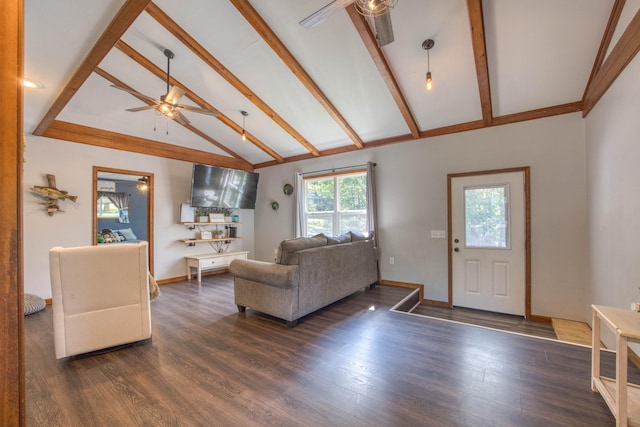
[229, 232, 378, 326]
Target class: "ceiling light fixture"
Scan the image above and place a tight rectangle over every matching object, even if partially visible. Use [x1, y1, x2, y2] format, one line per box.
[422, 39, 435, 91]
[23, 79, 44, 89]
[137, 177, 149, 192]
[240, 110, 248, 141]
[354, 0, 398, 17]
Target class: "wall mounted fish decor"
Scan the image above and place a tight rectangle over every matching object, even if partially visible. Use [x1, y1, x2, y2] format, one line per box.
[30, 174, 78, 216]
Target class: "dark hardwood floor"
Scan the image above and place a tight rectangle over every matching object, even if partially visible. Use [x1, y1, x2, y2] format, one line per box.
[405, 303, 558, 340]
[25, 273, 634, 426]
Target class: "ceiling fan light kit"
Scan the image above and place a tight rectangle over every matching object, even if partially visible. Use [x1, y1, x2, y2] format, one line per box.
[422, 38, 435, 91]
[354, 0, 398, 17]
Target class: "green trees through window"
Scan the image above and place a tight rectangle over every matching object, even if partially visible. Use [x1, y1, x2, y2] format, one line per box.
[464, 185, 508, 248]
[304, 172, 367, 237]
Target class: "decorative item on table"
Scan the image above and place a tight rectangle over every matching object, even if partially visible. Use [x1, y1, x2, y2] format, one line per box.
[209, 213, 225, 223]
[199, 231, 212, 240]
[180, 202, 195, 223]
[232, 215, 239, 222]
[214, 229, 225, 238]
[195, 207, 209, 222]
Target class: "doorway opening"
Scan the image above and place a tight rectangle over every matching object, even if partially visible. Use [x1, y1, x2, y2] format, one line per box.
[447, 167, 531, 318]
[92, 166, 154, 275]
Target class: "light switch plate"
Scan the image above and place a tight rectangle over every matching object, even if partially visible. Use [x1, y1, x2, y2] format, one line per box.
[431, 230, 446, 239]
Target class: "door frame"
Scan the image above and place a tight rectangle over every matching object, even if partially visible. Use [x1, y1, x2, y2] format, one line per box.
[92, 166, 154, 275]
[447, 167, 531, 318]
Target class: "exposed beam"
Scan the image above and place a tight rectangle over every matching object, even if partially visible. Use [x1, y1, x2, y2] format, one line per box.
[492, 102, 583, 126]
[145, 2, 320, 157]
[345, 5, 420, 139]
[254, 102, 583, 169]
[230, 0, 365, 149]
[582, 0, 626, 105]
[32, 0, 152, 135]
[94, 67, 245, 160]
[42, 121, 253, 171]
[467, 0, 492, 126]
[1, 0, 24, 423]
[583, 7, 640, 116]
[112, 42, 284, 163]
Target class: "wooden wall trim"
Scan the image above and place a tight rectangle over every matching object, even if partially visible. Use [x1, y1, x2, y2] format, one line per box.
[41, 121, 253, 171]
[32, 0, 152, 136]
[1, 0, 24, 424]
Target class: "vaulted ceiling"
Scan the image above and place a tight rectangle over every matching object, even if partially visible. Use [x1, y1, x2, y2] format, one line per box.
[24, 0, 640, 171]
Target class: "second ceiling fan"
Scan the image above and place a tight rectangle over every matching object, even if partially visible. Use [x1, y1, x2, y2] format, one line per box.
[300, 0, 399, 47]
[111, 48, 218, 126]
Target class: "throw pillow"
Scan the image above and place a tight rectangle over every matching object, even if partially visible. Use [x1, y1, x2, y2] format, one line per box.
[350, 230, 374, 241]
[276, 235, 327, 265]
[116, 228, 137, 241]
[325, 232, 352, 245]
[24, 293, 45, 315]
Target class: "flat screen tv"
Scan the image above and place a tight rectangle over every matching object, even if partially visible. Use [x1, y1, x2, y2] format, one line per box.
[190, 164, 259, 209]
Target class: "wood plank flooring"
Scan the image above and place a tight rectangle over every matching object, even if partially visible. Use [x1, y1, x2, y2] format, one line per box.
[25, 273, 637, 426]
[405, 303, 558, 340]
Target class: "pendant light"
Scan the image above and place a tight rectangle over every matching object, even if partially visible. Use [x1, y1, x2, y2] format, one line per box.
[240, 110, 248, 141]
[422, 39, 434, 91]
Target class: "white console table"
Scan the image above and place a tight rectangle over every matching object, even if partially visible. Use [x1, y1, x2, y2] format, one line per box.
[185, 251, 248, 283]
[592, 304, 640, 426]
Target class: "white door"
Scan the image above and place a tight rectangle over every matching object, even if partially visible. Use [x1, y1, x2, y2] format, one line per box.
[450, 171, 526, 316]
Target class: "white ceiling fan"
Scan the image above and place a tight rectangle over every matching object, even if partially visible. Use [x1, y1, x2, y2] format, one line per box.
[111, 49, 218, 126]
[300, 0, 398, 47]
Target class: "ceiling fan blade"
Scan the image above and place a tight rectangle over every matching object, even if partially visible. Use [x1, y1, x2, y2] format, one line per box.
[374, 11, 394, 47]
[175, 104, 219, 116]
[172, 111, 191, 126]
[110, 85, 159, 104]
[126, 105, 158, 112]
[300, 0, 354, 29]
[164, 86, 186, 105]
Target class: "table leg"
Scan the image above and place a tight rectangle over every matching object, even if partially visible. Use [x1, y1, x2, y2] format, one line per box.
[617, 334, 628, 426]
[186, 261, 191, 281]
[592, 309, 600, 392]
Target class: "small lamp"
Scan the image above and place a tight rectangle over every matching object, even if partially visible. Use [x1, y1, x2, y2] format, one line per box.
[240, 110, 248, 141]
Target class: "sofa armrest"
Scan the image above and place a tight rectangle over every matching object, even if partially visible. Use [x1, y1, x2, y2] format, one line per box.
[230, 259, 298, 289]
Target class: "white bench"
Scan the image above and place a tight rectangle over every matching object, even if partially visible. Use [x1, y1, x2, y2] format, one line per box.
[185, 251, 249, 283]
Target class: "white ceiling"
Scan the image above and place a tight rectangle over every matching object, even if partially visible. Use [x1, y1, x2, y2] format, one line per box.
[23, 0, 630, 168]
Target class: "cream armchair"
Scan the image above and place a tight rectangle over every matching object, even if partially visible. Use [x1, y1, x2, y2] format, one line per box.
[49, 242, 152, 359]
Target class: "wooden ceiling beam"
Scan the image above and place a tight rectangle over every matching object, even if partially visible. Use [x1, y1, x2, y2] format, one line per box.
[145, 2, 320, 157]
[345, 5, 420, 139]
[254, 102, 582, 169]
[32, 0, 152, 136]
[582, 0, 626, 110]
[42, 121, 253, 171]
[94, 67, 245, 161]
[583, 7, 640, 116]
[112, 41, 283, 163]
[467, 0, 493, 126]
[230, 0, 365, 149]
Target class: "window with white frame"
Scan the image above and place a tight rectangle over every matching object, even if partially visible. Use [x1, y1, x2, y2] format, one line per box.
[303, 170, 367, 237]
[97, 195, 119, 218]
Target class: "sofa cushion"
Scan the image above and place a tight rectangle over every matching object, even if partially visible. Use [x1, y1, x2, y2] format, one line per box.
[276, 235, 327, 265]
[325, 232, 352, 245]
[350, 230, 374, 241]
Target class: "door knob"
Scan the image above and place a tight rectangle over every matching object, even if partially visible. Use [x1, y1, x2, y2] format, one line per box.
[454, 238, 459, 243]
[454, 247, 459, 252]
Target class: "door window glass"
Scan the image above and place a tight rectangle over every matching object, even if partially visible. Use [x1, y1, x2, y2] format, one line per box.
[464, 185, 509, 248]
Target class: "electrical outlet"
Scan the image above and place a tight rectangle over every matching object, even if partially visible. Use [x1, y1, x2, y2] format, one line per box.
[389, 257, 394, 265]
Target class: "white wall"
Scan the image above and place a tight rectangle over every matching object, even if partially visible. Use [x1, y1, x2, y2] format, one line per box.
[585, 52, 640, 345]
[255, 114, 588, 320]
[23, 135, 255, 299]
